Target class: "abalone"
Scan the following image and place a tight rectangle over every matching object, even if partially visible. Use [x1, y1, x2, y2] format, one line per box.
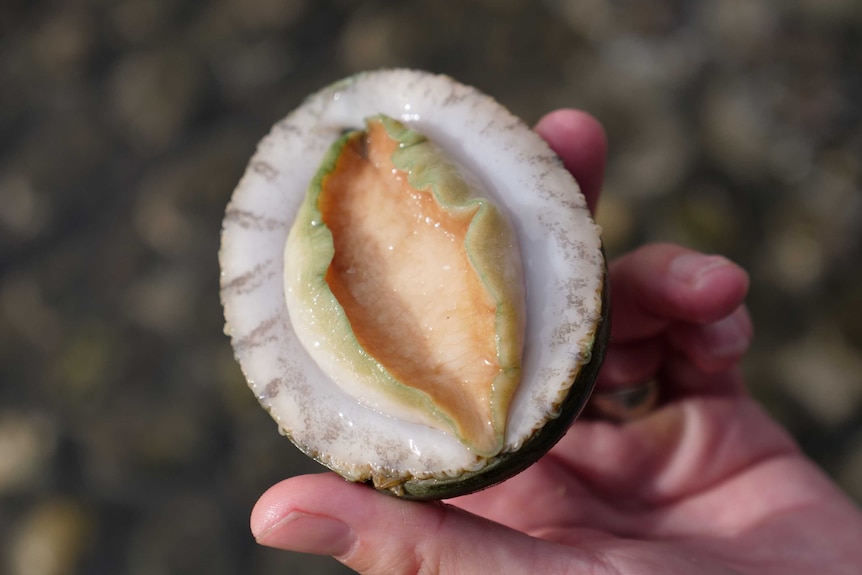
[219, 69, 608, 500]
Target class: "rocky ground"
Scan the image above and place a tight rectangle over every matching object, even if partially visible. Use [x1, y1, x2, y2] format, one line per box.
[1, 0, 861, 573]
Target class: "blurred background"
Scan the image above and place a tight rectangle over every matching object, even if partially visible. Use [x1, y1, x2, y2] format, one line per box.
[1, 0, 861, 573]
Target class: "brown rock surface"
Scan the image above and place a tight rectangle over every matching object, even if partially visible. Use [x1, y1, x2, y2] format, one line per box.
[2, 1, 861, 572]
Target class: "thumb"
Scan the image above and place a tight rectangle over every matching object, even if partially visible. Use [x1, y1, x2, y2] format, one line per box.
[251, 473, 598, 574]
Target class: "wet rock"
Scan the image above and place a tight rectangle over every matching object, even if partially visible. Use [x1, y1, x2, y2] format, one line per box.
[2, 111, 107, 204]
[695, 0, 776, 64]
[50, 324, 117, 402]
[777, 328, 862, 426]
[545, 0, 616, 43]
[610, 110, 693, 199]
[0, 175, 52, 241]
[108, 49, 205, 152]
[125, 495, 232, 575]
[227, 0, 307, 31]
[0, 274, 63, 353]
[700, 75, 773, 181]
[29, 9, 94, 81]
[108, 0, 176, 46]
[763, 210, 826, 295]
[0, 411, 57, 494]
[123, 266, 198, 336]
[788, 0, 862, 25]
[674, 183, 741, 252]
[6, 499, 94, 575]
[2, 0, 861, 570]
[338, 7, 411, 72]
[210, 38, 293, 101]
[133, 126, 253, 258]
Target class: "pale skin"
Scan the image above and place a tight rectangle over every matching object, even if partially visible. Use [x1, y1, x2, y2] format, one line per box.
[251, 110, 862, 574]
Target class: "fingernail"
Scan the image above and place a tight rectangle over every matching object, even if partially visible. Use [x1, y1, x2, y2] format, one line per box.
[670, 253, 732, 288]
[704, 313, 751, 359]
[255, 511, 355, 557]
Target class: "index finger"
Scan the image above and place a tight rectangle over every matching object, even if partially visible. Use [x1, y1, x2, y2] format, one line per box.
[609, 243, 750, 343]
[535, 109, 607, 215]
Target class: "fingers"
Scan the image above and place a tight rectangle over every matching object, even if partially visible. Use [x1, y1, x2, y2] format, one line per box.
[592, 243, 751, 402]
[662, 356, 747, 397]
[534, 114, 752, 389]
[252, 473, 605, 575]
[667, 305, 753, 374]
[535, 109, 607, 214]
[597, 306, 752, 392]
[595, 339, 665, 388]
[608, 243, 750, 343]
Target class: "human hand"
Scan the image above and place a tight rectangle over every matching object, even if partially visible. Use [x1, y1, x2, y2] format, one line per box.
[250, 110, 862, 574]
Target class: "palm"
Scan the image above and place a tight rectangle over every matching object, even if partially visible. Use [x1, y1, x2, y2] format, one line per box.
[452, 393, 858, 574]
